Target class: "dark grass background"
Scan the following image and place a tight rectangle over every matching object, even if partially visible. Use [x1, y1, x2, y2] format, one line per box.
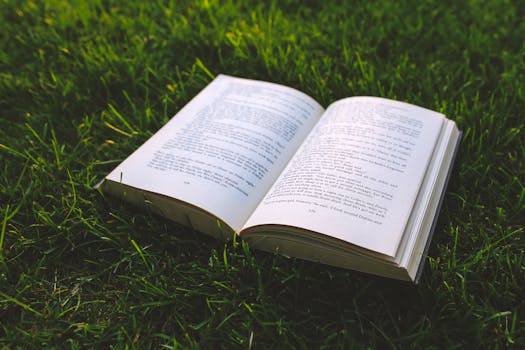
[1, 0, 524, 348]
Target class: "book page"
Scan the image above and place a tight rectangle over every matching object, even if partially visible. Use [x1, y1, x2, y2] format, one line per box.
[105, 75, 324, 232]
[243, 97, 444, 256]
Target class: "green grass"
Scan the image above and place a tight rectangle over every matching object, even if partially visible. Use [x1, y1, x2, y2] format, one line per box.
[1, 0, 524, 348]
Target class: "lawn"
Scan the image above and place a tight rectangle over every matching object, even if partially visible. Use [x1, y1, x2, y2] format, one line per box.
[1, 0, 524, 348]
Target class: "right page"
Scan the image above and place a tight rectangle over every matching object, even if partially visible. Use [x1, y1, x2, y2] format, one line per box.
[243, 97, 445, 257]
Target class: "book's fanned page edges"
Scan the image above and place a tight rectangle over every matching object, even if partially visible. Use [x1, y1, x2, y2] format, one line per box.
[389, 119, 460, 279]
[412, 127, 462, 283]
[242, 225, 411, 280]
[102, 180, 235, 240]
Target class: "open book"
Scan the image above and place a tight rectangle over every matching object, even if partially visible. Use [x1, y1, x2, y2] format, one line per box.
[99, 75, 461, 282]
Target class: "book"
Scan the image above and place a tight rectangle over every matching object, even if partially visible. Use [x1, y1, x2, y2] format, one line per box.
[98, 74, 461, 282]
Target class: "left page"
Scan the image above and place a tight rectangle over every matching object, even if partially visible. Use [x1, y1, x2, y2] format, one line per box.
[103, 75, 324, 232]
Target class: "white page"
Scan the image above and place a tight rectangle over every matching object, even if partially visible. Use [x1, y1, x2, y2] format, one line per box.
[105, 75, 324, 232]
[243, 97, 444, 256]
